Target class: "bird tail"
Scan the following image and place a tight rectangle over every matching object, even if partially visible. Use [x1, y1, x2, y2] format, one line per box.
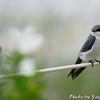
[67, 67, 86, 80]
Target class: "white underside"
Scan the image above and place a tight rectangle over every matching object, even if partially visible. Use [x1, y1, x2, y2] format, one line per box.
[79, 33, 100, 62]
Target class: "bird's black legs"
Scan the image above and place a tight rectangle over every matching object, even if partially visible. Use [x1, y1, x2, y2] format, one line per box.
[89, 60, 95, 67]
[89, 60, 100, 67]
[95, 60, 100, 64]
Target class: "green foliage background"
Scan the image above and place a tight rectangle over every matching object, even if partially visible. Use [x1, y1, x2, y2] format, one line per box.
[0, 52, 47, 100]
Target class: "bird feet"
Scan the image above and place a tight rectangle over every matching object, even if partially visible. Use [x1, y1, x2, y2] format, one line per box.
[89, 60, 95, 67]
[95, 60, 100, 64]
[89, 60, 100, 68]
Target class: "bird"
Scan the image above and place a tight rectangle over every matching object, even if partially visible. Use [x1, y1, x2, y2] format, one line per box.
[67, 25, 100, 80]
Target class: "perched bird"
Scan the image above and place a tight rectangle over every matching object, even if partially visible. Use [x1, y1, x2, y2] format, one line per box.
[67, 25, 100, 80]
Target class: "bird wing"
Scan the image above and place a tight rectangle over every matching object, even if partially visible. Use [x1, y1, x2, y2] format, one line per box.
[75, 34, 96, 64]
[80, 34, 96, 52]
[67, 34, 96, 79]
[67, 57, 83, 79]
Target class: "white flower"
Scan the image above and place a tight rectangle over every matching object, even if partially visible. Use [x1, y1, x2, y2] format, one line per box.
[17, 31, 45, 54]
[0, 25, 45, 54]
[18, 58, 36, 76]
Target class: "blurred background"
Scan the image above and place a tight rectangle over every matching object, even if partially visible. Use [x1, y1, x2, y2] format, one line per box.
[0, 0, 100, 100]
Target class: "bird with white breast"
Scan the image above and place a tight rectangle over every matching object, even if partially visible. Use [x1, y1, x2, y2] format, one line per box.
[67, 25, 100, 79]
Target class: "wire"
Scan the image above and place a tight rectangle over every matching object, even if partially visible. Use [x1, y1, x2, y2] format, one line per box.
[0, 62, 99, 79]
[38, 62, 99, 73]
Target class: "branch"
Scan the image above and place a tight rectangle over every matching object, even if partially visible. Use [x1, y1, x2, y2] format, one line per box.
[0, 62, 99, 79]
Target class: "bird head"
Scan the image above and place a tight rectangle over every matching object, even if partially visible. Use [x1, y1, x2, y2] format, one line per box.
[91, 25, 100, 37]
